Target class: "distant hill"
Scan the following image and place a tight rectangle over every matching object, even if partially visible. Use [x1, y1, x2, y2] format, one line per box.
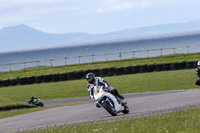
[1, 19, 200, 53]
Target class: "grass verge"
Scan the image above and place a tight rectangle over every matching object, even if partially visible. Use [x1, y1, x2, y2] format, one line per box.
[28, 107, 200, 133]
[0, 68, 197, 107]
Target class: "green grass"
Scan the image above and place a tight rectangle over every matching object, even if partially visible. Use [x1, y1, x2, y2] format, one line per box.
[0, 69, 197, 107]
[1, 52, 200, 80]
[28, 107, 200, 133]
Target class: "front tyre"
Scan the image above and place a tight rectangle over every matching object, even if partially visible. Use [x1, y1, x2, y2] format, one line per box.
[102, 102, 117, 116]
[122, 105, 129, 114]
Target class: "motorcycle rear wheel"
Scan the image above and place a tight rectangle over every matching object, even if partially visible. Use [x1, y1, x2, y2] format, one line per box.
[102, 101, 117, 116]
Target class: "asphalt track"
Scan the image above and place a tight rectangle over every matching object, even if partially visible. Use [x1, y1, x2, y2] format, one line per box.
[1, 89, 200, 133]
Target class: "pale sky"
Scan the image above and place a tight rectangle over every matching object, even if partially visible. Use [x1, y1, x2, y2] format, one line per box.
[1, 0, 200, 34]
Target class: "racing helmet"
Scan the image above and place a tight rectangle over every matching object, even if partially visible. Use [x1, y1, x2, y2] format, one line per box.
[86, 73, 95, 84]
[31, 96, 34, 100]
[197, 61, 200, 68]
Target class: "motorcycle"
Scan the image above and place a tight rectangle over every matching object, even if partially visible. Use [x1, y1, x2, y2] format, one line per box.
[93, 86, 129, 116]
[27, 98, 44, 107]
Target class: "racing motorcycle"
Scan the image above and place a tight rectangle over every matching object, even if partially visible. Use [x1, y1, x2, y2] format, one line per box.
[93, 86, 129, 116]
[27, 98, 44, 107]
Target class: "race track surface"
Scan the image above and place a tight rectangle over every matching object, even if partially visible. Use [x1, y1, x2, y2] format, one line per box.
[1, 89, 200, 133]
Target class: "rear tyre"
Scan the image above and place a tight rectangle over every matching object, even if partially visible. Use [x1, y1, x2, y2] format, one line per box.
[102, 102, 117, 116]
[122, 105, 129, 114]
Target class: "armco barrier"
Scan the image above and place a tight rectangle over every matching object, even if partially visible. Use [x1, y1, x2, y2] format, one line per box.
[0, 104, 35, 111]
[19, 77, 27, 85]
[147, 64, 155, 72]
[0, 61, 198, 88]
[178, 62, 186, 70]
[35, 75, 43, 83]
[123, 66, 132, 74]
[27, 76, 35, 84]
[115, 67, 123, 75]
[131, 66, 139, 74]
[83, 70, 91, 78]
[193, 61, 198, 68]
[170, 63, 178, 70]
[91, 69, 100, 77]
[59, 73, 68, 81]
[155, 64, 163, 71]
[67, 72, 75, 80]
[139, 65, 148, 73]
[99, 68, 108, 77]
[2, 79, 10, 86]
[75, 71, 83, 79]
[10, 79, 18, 86]
[107, 67, 115, 76]
[186, 61, 193, 69]
[163, 63, 170, 71]
[51, 74, 60, 82]
[43, 75, 52, 82]
[0, 80, 2, 87]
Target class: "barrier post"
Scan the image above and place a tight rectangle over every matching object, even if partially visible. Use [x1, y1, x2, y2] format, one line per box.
[132, 51, 135, 58]
[24, 63, 26, 72]
[105, 54, 108, 61]
[50, 59, 53, 66]
[78, 56, 81, 64]
[65, 57, 67, 65]
[160, 49, 163, 56]
[119, 52, 122, 60]
[92, 55, 94, 62]
[10, 64, 12, 72]
[187, 46, 189, 54]
[37, 61, 40, 70]
[173, 48, 176, 56]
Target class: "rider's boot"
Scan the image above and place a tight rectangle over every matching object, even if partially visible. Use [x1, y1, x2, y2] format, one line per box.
[110, 89, 124, 100]
[118, 94, 124, 100]
[121, 101, 127, 106]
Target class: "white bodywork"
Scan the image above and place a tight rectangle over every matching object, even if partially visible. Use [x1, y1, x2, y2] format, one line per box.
[93, 86, 124, 112]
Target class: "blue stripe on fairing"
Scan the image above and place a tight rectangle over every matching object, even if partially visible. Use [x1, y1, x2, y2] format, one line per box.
[97, 79, 100, 86]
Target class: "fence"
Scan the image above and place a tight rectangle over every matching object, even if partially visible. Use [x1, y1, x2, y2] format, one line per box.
[0, 44, 200, 72]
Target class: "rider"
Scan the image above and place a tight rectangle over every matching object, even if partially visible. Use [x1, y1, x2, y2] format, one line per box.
[195, 61, 200, 86]
[30, 96, 37, 104]
[86, 73, 124, 108]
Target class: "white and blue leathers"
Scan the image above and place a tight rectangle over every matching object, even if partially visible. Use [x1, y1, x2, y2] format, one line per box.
[87, 77, 111, 101]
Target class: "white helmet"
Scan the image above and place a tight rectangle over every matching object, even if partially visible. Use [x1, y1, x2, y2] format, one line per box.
[197, 61, 200, 67]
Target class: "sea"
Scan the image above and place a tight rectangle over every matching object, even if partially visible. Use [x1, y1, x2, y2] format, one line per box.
[1, 33, 200, 71]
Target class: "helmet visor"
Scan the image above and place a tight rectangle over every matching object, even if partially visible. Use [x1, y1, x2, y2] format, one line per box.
[87, 77, 94, 83]
[87, 78, 92, 82]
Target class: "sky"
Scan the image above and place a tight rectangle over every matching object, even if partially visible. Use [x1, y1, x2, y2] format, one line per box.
[1, 0, 200, 34]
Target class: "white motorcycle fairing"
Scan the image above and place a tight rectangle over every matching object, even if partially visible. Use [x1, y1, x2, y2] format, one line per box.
[93, 86, 129, 116]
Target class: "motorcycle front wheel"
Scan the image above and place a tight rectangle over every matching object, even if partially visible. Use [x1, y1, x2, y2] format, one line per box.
[37, 102, 44, 107]
[122, 105, 129, 114]
[102, 101, 117, 116]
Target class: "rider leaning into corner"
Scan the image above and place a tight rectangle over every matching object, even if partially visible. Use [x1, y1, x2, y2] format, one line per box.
[86, 73, 125, 108]
[195, 61, 200, 86]
[30, 96, 37, 104]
